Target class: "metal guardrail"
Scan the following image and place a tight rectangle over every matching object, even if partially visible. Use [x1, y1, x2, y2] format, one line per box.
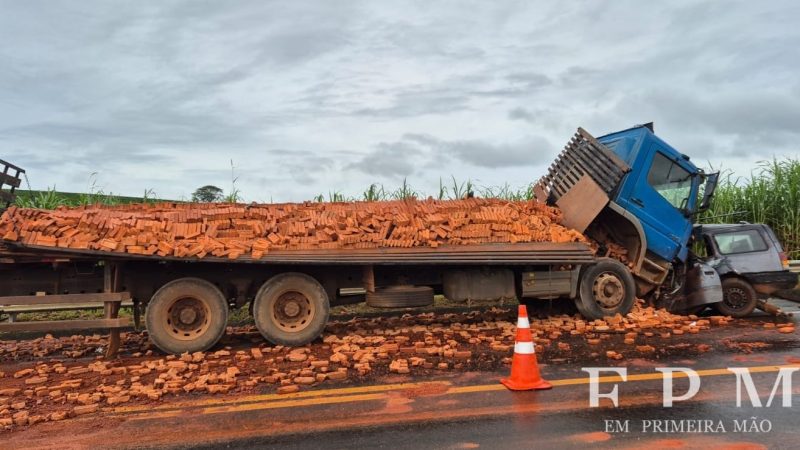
[790, 260, 800, 274]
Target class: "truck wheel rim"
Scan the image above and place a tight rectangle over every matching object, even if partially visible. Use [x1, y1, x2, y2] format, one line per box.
[593, 272, 625, 308]
[166, 297, 211, 341]
[724, 287, 748, 310]
[273, 291, 315, 332]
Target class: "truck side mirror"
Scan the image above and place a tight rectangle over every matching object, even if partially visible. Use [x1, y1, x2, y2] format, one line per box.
[697, 172, 719, 212]
[680, 197, 691, 217]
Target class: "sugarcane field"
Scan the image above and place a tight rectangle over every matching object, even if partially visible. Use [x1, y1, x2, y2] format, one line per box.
[1, 2, 799, 450]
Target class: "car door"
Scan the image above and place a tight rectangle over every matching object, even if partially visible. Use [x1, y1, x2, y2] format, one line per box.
[621, 147, 695, 262]
[710, 228, 779, 273]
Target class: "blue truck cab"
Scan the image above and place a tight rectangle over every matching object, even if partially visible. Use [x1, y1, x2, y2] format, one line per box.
[536, 123, 720, 311]
[597, 124, 716, 264]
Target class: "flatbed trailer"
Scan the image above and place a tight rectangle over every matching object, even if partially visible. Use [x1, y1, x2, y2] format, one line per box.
[0, 239, 610, 354]
[0, 124, 728, 354]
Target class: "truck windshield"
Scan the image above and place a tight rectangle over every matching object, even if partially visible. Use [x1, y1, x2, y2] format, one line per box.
[647, 152, 692, 210]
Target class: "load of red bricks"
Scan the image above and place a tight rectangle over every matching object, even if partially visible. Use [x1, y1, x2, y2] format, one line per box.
[0, 198, 586, 260]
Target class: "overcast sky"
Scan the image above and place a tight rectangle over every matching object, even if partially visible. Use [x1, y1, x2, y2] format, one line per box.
[1, 1, 798, 202]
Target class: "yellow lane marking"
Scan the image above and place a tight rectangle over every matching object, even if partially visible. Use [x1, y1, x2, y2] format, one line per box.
[114, 364, 799, 420]
[113, 380, 451, 414]
[128, 393, 388, 421]
[447, 364, 800, 394]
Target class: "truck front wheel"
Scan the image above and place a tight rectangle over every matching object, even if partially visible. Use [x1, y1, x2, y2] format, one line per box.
[577, 258, 636, 319]
[252, 272, 330, 346]
[145, 278, 229, 354]
[714, 278, 757, 318]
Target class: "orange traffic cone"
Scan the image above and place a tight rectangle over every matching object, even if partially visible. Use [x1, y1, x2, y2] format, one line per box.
[501, 304, 552, 391]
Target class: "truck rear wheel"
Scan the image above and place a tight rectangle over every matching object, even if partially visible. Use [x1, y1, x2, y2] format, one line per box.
[145, 278, 229, 354]
[714, 278, 757, 318]
[252, 272, 330, 346]
[577, 258, 636, 319]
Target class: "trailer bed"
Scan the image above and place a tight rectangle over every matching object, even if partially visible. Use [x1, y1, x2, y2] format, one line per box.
[1, 241, 595, 265]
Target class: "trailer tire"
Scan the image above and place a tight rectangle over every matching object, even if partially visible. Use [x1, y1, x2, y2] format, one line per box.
[577, 258, 636, 319]
[146, 278, 229, 354]
[714, 278, 757, 318]
[253, 273, 330, 346]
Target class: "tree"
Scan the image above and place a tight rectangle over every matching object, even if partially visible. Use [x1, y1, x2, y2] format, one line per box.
[191, 185, 224, 203]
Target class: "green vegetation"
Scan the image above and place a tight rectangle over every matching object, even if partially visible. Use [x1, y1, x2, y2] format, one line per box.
[191, 185, 224, 202]
[14, 188, 162, 209]
[699, 158, 800, 258]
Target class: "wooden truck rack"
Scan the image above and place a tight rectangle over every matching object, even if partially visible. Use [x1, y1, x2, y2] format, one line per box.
[0, 158, 24, 210]
[0, 262, 131, 357]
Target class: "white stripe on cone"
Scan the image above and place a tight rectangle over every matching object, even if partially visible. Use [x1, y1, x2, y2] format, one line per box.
[517, 317, 530, 329]
[514, 341, 535, 354]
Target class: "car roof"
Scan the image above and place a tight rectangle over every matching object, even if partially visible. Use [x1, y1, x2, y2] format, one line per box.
[694, 223, 767, 233]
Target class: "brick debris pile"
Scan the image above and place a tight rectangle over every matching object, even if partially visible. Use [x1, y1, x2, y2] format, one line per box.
[0, 198, 585, 260]
[1, 303, 791, 429]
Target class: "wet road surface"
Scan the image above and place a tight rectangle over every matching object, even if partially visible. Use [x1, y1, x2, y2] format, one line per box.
[1, 298, 797, 449]
[6, 319, 799, 449]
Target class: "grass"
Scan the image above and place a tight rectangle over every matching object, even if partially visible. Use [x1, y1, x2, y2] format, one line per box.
[13, 189, 163, 209]
[699, 158, 800, 258]
[12, 307, 135, 323]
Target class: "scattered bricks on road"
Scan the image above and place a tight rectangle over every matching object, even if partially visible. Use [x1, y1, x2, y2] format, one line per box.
[24, 376, 47, 385]
[293, 377, 315, 385]
[72, 404, 99, 416]
[13, 369, 33, 379]
[277, 385, 300, 395]
[48, 411, 68, 421]
[287, 352, 308, 362]
[0, 300, 754, 432]
[326, 370, 348, 380]
[106, 395, 130, 405]
[454, 350, 472, 359]
[12, 411, 29, 426]
[778, 327, 795, 334]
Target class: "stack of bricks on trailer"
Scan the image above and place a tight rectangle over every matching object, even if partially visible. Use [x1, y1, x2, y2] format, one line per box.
[0, 198, 586, 260]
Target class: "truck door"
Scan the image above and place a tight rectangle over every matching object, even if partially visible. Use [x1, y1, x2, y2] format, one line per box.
[623, 148, 695, 262]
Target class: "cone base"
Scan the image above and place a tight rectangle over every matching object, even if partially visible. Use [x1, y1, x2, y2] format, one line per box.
[500, 377, 553, 391]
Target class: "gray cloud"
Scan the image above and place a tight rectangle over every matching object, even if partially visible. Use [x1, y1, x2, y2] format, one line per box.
[0, 1, 797, 201]
[349, 132, 552, 178]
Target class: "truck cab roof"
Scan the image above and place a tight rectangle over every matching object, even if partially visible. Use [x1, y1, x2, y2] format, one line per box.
[597, 124, 701, 176]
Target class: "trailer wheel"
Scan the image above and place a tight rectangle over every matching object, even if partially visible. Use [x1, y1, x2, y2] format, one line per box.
[577, 258, 636, 319]
[252, 273, 330, 346]
[713, 278, 757, 318]
[145, 278, 228, 354]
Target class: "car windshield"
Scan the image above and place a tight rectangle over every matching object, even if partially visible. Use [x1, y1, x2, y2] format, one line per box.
[713, 229, 768, 254]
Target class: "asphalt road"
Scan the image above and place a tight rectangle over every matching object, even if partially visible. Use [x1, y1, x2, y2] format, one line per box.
[5, 300, 798, 450]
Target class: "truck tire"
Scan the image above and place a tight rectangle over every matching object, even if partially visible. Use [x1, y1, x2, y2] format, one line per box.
[145, 278, 229, 354]
[252, 272, 330, 346]
[366, 285, 434, 308]
[577, 258, 636, 320]
[714, 278, 757, 318]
